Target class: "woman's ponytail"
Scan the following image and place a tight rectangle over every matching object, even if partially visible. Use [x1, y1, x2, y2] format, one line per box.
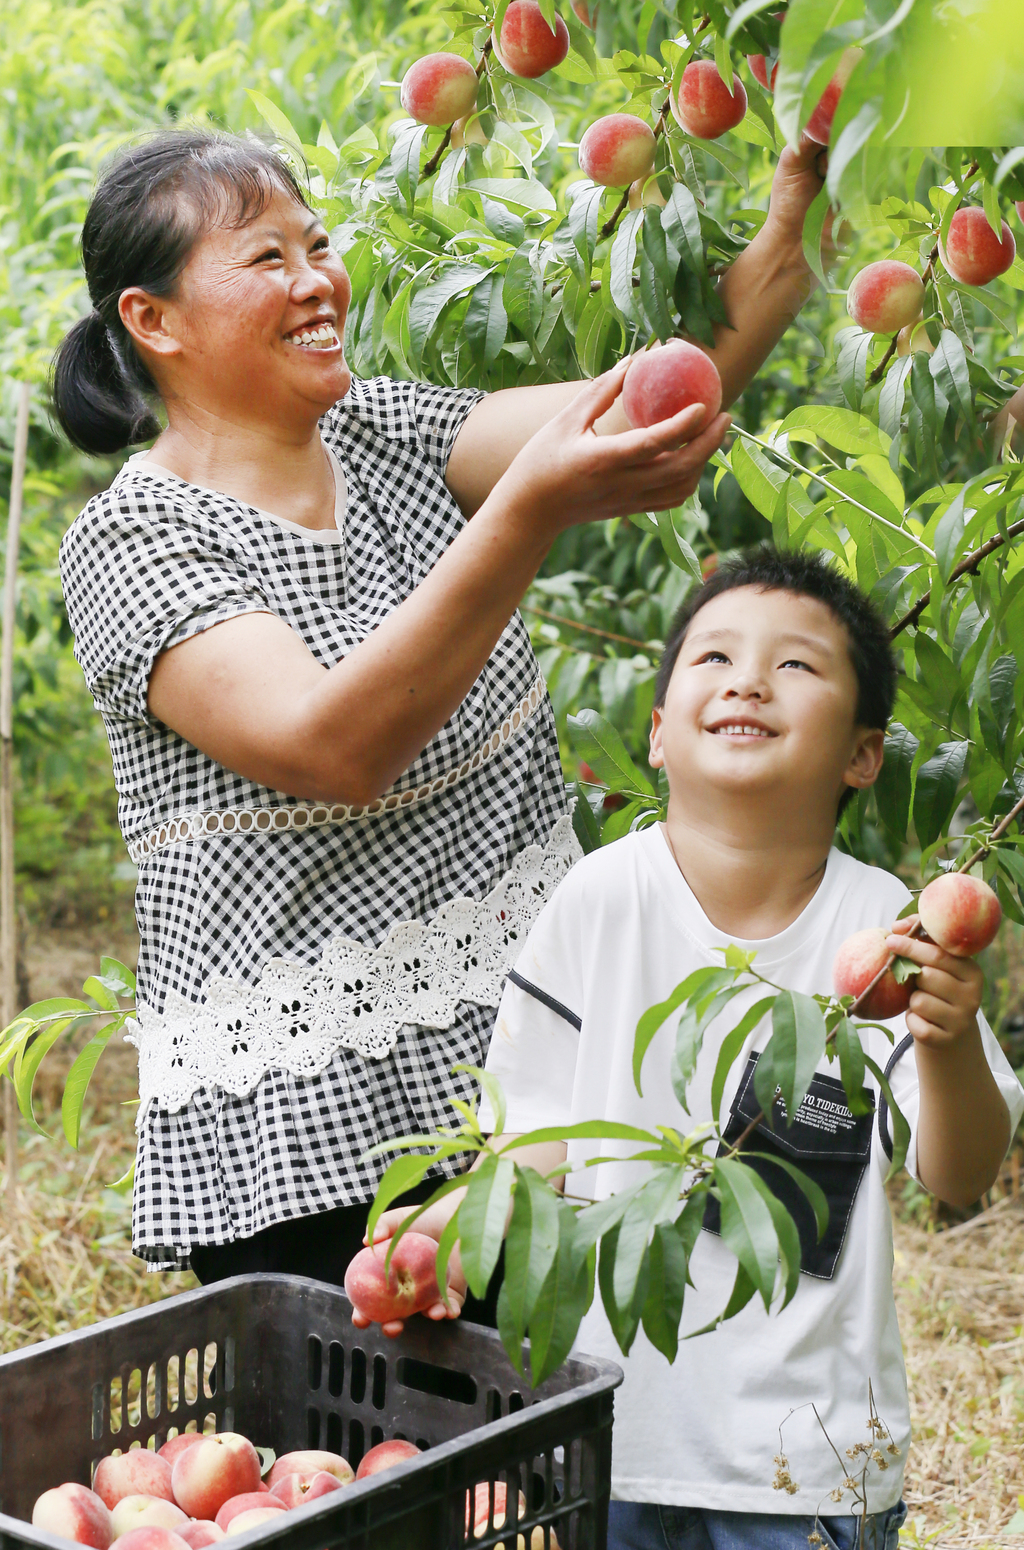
[51, 130, 312, 458]
[51, 310, 159, 456]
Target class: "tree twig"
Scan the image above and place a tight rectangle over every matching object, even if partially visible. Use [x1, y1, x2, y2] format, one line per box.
[423, 38, 492, 179]
[888, 514, 1024, 639]
[523, 603, 655, 649]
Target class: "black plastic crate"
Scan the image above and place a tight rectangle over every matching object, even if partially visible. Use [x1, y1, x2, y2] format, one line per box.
[0, 1274, 621, 1550]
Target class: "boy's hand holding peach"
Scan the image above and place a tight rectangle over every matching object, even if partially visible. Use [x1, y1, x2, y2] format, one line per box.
[885, 919, 985, 1051]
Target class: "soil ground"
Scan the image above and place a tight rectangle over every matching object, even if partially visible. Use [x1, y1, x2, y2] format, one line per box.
[3, 926, 1024, 1547]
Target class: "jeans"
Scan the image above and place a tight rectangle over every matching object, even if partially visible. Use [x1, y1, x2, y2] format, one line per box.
[607, 1500, 907, 1550]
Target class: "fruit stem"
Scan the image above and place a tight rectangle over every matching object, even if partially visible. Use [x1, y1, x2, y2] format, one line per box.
[867, 333, 899, 386]
[423, 125, 453, 179]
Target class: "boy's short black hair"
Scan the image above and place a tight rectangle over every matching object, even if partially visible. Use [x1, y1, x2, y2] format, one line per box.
[654, 546, 897, 815]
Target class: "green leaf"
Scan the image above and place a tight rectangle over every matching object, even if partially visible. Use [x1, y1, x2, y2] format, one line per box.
[464, 274, 508, 367]
[459, 1151, 515, 1298]
[740, 1166, 803, 1309]
[609, 208, 644, 324]
[62, 1022, 118, 1148]
[832, 1016, 872, 1116]
[245, 89, 302, 147]
[713, 1156, 781, 1310]
[82, 975, 120, 1013]
[751, 1151, 829, 1243]
[874, 722, 919, 841]
[729, 437, 786, 520]
[598, 1221, 646, 1354]
[912, 740, 969, 850]
[503, 242, 544, 340]
[930, 329, 975, 430]
[778, 406, 889, 460]
[754, 991, 828, 1126]
[572, 780, 602, 855]
[612, 1167, 684, 1321]
[366, 1153, 436, 1243]
[568, 183, 603, 275]
[526, 1209, 593, 1385]
[800, 184, 832, 289]
[567, 709, 656, 796]
[864, 1054, 911, 1180]
[14, 1016, 78, 1133]
[106, 1155, 136, 1197]
[502, 1165, 561, 1343]
[390, 122, 427, 211]
[633, 967, 734, 1095]
[99, 958, 136, 997]
[453, 1061, 505, 1138]
[710, 996, 777, 1124]
[640, 1219, 689, 1361]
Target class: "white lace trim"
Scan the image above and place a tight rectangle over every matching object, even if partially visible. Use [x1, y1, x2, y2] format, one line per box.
[127, 814, 581, 1115]
[126, 674, 547, 864]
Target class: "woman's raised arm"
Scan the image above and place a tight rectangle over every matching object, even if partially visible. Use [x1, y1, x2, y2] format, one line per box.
[148, 365, 728, 805]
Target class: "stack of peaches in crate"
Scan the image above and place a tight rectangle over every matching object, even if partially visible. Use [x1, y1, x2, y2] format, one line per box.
[30, 1432, 423, 1550]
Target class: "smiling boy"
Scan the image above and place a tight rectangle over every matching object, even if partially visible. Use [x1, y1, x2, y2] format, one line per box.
[365, 548, 1023, 1550]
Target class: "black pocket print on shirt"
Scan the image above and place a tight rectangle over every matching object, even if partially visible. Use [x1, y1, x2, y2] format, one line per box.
[702, 1052, 875, 1280]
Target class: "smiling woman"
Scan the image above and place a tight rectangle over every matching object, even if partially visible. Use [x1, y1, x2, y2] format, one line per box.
[50, 126, 826, 1287]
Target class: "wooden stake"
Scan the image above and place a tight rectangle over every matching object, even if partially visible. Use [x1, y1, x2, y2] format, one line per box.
[2, 382, 31, 1214]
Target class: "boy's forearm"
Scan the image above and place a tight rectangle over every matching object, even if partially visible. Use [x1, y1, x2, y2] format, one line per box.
[913, 1028, 1011, 1207]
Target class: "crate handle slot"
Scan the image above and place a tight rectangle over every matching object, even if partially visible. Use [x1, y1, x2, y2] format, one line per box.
[395, 1356, 477, 1406]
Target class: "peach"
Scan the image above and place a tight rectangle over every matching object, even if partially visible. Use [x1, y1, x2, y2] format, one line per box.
[846, 261, 925, 335]
[32, 1483, 114, 1549]
[171, 1436, 263, 1522]
[224, 1511, 284, 1538]
[109, 1531, 192, 1550]
[803, 48, 862, 145]
[268, 1472, 343, 1510]
[628, 175, 666, 211]
[621, 340, 723, 430]
[157, 1435, 205, 1466]
[571, 0, 597, 24]
[215, 1496, 283, 1533]
[266, 1451, 354, 1490]
[578, 115, 656, 188]
[450, 114, 488, 150]
[344, 1232, 440, 1325]
[833, 928, 912, 1020]
[94, 1454, 176, 1512]
[353, 1440, 420, 1480]
[940, 207, 1016, 286]
[1017, 200, 1024, 224]
[671, 61, 747, 140]
[110, 1498, 188, 1540]
[747, 55, 778, 92]
[918, 873, 1002, 958]
[400, 53, 478, 128]
[493, 2, 570, 78]
[991, 382, 1024, 453]
[177, 1525, 225, 1550]
[896, 319, 933, 356]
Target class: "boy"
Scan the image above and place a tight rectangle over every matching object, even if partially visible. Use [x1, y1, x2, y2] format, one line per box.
[362, 548, 1023, 1550]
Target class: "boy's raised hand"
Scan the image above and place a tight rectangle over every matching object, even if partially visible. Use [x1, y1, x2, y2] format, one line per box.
[349, 1201, 467, 1337]
[885, 916, 984, 1047]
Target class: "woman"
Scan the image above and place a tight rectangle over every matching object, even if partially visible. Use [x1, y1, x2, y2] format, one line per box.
[54, 127, 824, 1296]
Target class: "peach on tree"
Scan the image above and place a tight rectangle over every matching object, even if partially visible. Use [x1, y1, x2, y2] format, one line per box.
[493, 2, 569, 79]
[400, 54, 478, 127]
[578, 115, 656, 189]
[670, 61, 747, 140]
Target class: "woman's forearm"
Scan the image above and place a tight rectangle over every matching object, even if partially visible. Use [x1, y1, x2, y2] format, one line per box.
[708, 220, 818, 408]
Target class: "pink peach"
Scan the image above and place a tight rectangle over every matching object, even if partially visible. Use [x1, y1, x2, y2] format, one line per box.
[671, 61, 747, 140]
[628, 176, 666, 211]
[918, 873, 1002, 958]
[110, 1498, 188, 1540]
[265, 1451, 354, 1490]
[941, 207, 1016, 286]
[579, 115, 656, 189]
[176, 1524, 225, 1550]
[803, 48, 862, 144]
[833, 928, 912, 1020]
[344, 1233, 440, 1325]
[268, 1472, 343, 1510]
[157, 1435, 205, 1466]
[224, 1511, 284, 1538]
[621, 340, 723, 430]
[171, 1436, 262, 1523]
[571, 0, 597, 24]
[354, 1440, 420, 1481]
[747, 54, 778, 92]
[493, 2, 570, 78]
[896, 319, 933, 356]
[400, 53, 479, 128]
[847, 261, 925, 335]
[32, 1483, 114, 1550]
[215, 1496, 283, 1533]
[94, 1454, 175, 1512]
[109, 1531, 192, 1550]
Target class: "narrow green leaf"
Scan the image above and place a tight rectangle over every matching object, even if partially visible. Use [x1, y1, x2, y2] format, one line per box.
[640, 1220, 689, 1361]
[459, 1152, 515, 1298]
[572, 780, 602, 856]
[912, 740, 969, 849]
[502, 1165, 561, 1341]
[62, 1023, 117, 1148]
[685, 1260, 756, 1337]
[598, 1222, 646, 1354]
[712, 1156, 780, 1310]
[832, 1016, 872, 1116]
[245, 90, 302, 146]
[710, 996, 776, 1124]
[83, 976, 120, 1013]
[99, 958, 136, 997]
[106, 1155, 136, 1197]
[613, 1167, 684, 1316]
[874, 722, 919, 840]
[567, 708, 656, 796]
[633, 966, 730, 1095]
[527, 1208, 593, 1385]
[453, 1061, 504, 1137]
[864, 1055, 911, 1180]
[15, 1016, 77, 1133]
[365, 1153, 436, 1244]
[754, 991, 827, 1125]
[750, 1151, 830, 1242]
[800, 184, 832, 289]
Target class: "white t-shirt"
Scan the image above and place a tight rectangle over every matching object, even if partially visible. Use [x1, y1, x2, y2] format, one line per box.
[479, 826, 1024, 1515]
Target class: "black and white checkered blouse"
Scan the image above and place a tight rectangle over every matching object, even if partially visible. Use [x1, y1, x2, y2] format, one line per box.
[59, 376, 574, 1269]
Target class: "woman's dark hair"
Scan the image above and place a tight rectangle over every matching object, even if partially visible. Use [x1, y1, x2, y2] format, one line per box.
[52, 130, 311, 456]
[654, 545, 897, 814]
